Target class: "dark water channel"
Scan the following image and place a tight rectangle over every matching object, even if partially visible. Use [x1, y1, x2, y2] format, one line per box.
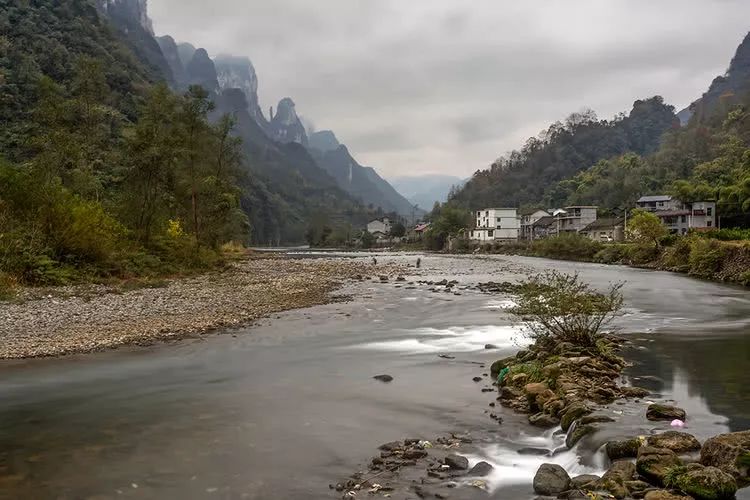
[1, 253, 750, 499]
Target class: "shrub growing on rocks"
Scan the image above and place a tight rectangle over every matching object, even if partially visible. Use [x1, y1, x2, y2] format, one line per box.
[510, 271, 624, 350]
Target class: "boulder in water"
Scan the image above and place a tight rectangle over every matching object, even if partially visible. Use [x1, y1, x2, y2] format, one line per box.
[647, 403, 687, 421]
[673, 464, 737, 500]
[444, 453, 469, 470]
[373, 374, 393, 383]
[647, 431, 702, 454]
[533, 463, 571, 495]
[700, 429, 750, 482]
[636, 446, 682, 485]
[467, 461, 493, 477]
[528, 412, 560, 428]
[560, 401, 591, 431]
[606, 437, 643, 460]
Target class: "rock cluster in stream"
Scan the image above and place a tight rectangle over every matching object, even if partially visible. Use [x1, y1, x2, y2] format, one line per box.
[332, 434, 494, 499]
[494, 340, 750, 499]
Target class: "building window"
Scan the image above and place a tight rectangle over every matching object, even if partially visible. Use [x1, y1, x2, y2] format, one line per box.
[681, 215, 686, 223]
[488, 230, 494, 237]
[485, 211, 489, 217]
[707, 207, 713, 216]
[707, 220, 712, 227]
[496, 217, 501, 222]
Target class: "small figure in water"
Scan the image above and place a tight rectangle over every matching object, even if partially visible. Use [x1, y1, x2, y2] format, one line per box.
[372, 257, 378, 265]
[416, 257, 421, 268]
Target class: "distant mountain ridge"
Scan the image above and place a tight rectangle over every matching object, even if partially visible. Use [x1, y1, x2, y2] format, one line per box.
[389, 175, 466, 211]
[678, 31, 750, 125]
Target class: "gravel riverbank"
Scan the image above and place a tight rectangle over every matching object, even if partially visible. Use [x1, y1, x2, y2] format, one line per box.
[0, 254, 401, 359]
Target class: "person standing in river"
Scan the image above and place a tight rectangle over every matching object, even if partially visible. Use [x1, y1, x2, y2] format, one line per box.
[416, 258, 421, 269]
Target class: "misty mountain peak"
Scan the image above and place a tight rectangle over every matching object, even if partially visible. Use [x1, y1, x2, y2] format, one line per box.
[214, 55, 266, 124]
[97, 0, 154, 35]
[269, 98, 308, 146]
[186, 48, 219, 93]
[309, 130, 341, 152]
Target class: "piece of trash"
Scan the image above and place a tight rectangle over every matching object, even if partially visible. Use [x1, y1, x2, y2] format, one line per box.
[419, 440, 433, 449]
[131, 483, 138, 489]
[497, 367, 510, 384]
[470, 479, 487, 490]
[671, 419, 685, 428]
[344, 491, 357, 498]
[367, 483, 382, 493]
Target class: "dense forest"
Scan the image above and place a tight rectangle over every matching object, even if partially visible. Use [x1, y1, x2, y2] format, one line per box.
[445, 32, 750, 227]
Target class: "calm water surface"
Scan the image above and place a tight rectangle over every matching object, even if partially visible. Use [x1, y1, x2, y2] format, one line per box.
[1, 253, 750, 499]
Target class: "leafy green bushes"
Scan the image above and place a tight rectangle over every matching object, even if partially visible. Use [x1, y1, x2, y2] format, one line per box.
[688, 238, 730, 278]
[701, 228, 750, 241]
[593, 244, 630, 264]
[531, 233, 603, 261]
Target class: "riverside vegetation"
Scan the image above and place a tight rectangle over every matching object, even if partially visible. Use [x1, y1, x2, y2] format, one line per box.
[463, 226, 750, 287]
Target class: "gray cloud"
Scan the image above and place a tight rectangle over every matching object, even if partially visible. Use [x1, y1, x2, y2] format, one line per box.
[149, 0, 750, 178]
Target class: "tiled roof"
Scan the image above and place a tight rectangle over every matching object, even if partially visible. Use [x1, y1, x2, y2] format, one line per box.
[638, 195, 672, 203]
[581, 217, 625, 232]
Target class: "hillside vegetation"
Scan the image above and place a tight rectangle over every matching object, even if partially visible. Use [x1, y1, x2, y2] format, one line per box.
[0, 0, 248, 290]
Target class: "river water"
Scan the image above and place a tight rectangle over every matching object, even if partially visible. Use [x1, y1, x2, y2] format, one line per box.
[1, 253, 750, 499]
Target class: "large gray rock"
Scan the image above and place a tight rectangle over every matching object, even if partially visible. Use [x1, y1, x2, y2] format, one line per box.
[606, 437, 643, 460]
[646, 404, 686, 421]
[529, 412, 560, 428]
[647, 431, 701, 454]
[467, 461, 493, 477]
[533, 463, 571, 495]
[636, 446, 682, 485]
[675, 465, 737, 499]
[444, 453, 469, 470]
[596, 460, 636, 499]
[560, 402, 591, 431]
[700, 429, 750, 482]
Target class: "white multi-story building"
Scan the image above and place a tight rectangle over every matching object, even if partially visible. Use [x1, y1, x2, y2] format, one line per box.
[470, 208, 520, 242]
[556, 206, 598, 234]
[636, 196, 716, 234]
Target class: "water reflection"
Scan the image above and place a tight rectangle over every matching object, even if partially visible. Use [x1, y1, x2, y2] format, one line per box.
[625, 331, 750, 432]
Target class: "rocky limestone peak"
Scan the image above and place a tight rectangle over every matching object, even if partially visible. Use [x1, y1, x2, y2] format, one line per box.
[214, 55, 266, 124]
[186, 48, 219, 93]
[156, 35, 186, 85]
[274, 98, 300, 126]
[309, 130, 341, 153]
[97, 0, 154, 35]
[268, 98, 308, 146]
[177, 42, 197, 68]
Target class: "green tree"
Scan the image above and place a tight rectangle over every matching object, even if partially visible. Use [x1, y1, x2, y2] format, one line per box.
[390, 222, 406, 238]
[510, 271, 624, 350]
[627, 209, 668, 249]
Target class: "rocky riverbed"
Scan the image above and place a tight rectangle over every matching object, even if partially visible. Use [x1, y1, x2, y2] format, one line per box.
[0, 254, 403, 359]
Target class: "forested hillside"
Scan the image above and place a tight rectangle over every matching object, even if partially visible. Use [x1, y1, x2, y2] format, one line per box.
[446, 31, 750, 226]
[449, 97, 678, 210]
[0, 0, 254, 287]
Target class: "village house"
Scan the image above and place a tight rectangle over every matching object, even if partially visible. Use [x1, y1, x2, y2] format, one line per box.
[367, 217, 392, 241]
[470, 208, 520, 242]
[520, 209, 551, 240]
[529, 215, 557, 239]
[580, 217, 626, 242]
[636, 196, 717, 234]
[555, 206, 598, 234]
[408, 222, 431, 242]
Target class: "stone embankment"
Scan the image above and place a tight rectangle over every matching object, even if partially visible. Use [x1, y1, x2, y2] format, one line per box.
[0, 255, 402, 359]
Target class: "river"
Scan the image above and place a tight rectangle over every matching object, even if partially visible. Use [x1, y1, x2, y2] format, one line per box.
[1, 253, 749, 499]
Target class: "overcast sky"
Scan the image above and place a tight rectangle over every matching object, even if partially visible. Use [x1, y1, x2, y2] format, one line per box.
[149, 1, 750, 179]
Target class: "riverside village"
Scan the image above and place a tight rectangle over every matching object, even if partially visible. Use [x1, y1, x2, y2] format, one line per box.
[5, 2, 750, 500]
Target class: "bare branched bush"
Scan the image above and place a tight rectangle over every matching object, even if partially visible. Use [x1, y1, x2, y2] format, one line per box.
[511, 271, 623, 349]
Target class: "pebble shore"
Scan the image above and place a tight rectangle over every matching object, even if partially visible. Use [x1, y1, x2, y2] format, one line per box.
[0, 254, 399, 359]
